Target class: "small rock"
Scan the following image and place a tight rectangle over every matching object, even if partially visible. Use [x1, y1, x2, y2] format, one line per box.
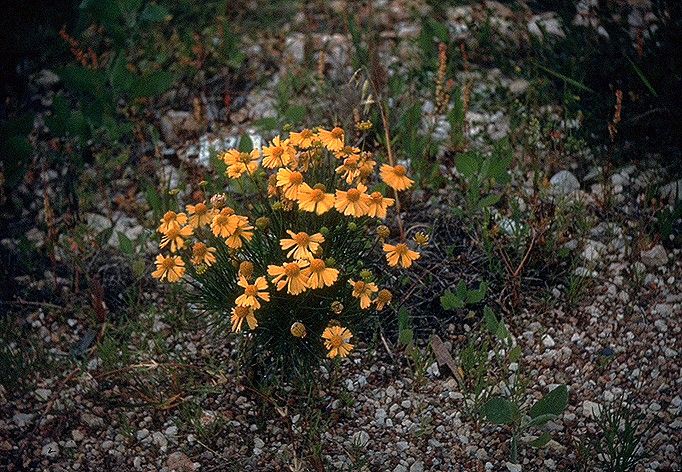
[71, 430, 85, 442]
[166, 451, 196, 471]
[505, 462, 522, 472]
[101, 440, 114, 451]
[41, 442, 60, 458]
[409, 460, 424, 472]
[12, 413, 34, 428]
[550, 170, 580, 196]
[641, 245, 667, 267]
[81, 412, 104, 428]
[654, 320, 667, 333]
[582, 400, 601, 419]
[152, 431, 168, 449]
[35, 388, 52, 401]
[136, 428, 150, 441]
[352, 430, 369, 447]
[542, 334, 556, 348]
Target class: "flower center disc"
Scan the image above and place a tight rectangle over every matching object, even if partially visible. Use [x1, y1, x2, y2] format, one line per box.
[284, 263, 301, 276]
[346, 189, 360, 202]
[393, 165, 406, 176]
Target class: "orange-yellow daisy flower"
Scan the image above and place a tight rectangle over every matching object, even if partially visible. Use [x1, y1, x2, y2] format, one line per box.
[276, 168, 305, 199]
[186, 202, 212, 228]
[318, 127, 345, 152]
[222, 149, 260, 178]
[225, 216, 254, 249]
[366, 191, 395, 219]
[302, 259, 339, 289]
[152, 255, 185, 282]
[231, 305, 257, 332]
[335, 155, 361, 184]
[358, 155, 376, 180]
[335, 183, 371, 217]
[280, 230, 325, 260]
[289, 129, 316, 149]
[383, 243, 420, 268]
[322, 326, 354, 358]
[158, 211, 187, 234]
[235, 275, 270, 309]
[262, 135, 295, 168]
[349, 279, 378, 309]
[375, 289, 393, 310]
[211, 207, 238, 238]
[191, 242, 217, 266]
[267, 261, 310, 295]
[159, 225, 193, 252]
[297, 183, 335, 215]
[380, 164, 414, 191]
[333, 145, 361, 160]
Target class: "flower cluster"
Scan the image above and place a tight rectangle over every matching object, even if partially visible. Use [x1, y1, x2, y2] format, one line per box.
[152, 126, 421, 372]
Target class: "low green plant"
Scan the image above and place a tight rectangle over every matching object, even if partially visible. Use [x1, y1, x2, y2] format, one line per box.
[440, 280, 487, 311]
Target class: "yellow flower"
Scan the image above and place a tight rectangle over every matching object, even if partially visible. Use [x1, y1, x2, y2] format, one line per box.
[302, 258, 339, 289]
[158, 211, 187, 234]
[349, 279, 378, 309]
[290, 321, 307, 338]
[152, 254, 185, 282]
[276, 168, 305, 199]
[414, 232, 429, 247]
[297, 183, 335, 215]
[289, 129, 316, 149]
[376, 225, 390, 240]
[380, 164, 414, 191]
[235, 275, 270, 309]
[358, 155, 376, 180]
[334, 145, 361, 160]
[231, 305, 257, 332]
[262, 135, 295, 168]
[159, 225, 193, 252]
[191, 242, 217, 266]
[335, 155, 360, 184]
[225, 216, 254, 249]
[375, 289, 392, 310]
[335, 183, 370, 217]
[355, 120, 373, 131]
[318, 126, 345, 152]
[222, 149, 260, 178]
[186, 202, 212, 229]
[383, 243, 420, 268]
[239, 260, 254, 279]
[322, 326, 354, 358]
[211, 207, 238, 238]
[280, 230, 325, 260]
[366, 191, 395, 219]
[268, 261, 310, 295]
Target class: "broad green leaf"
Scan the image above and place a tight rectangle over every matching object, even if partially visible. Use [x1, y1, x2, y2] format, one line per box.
[440, 290, 464, 310]
[117, 231, 134, 255]
[483, 306, 509, 339]
[455, 152, 479, 180]
[130, 70, 174, 98]
[478, 193, 501, 209]
[398, 328, 414, 347]
[525, 413, 557, 429]
[466, 281, 488, 304]
[529, 385, 569, 419]
[238, 134, 253, 152]
[530, 432, 552, 448]
[482, 397, 517, 425]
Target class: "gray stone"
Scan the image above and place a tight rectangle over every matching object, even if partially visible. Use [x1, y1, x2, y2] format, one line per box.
[550, 170, 580, 196]
[409, 460, 424, 472]
[41, 442, 59, 458]
[641, 245, 667, 267]
[12, 413, 34, 428]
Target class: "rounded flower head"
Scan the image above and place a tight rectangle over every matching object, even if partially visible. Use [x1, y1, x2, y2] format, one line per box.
[152, 255, 185, 282]
[225, 215, 254, 249]
[383, 243, 420, 268]
[335, 155, 361, 184]
[262, 135, 295, 168]
[289, 129, 316, 149]
[158, 211, 187, 234]
[380, 164, 414, 191]
[335, 183, 371, 217]
[235, 275, 270, 309]
[239, 260, 254, 279]
[280, 230, 325, 260]
[322, 326, 354, 358]
[191, 242, 217, 266]
[267, 261, 310, 295]
[231, 305, 257, 332]
[297, 183, 335, 215]
[349, 279, 379, 309]
[276, 168, 305, 199]
[366, 191, 395, 219]
[290, 321, 307, 338]
[375, 289, 393, 310]
[211, 207, 238, 238]
[223, 149, 260, 178]
[334, 145, 361, 160]
[318, 126, 345, 152]
[186, 202, 212, 229]
[159, 225, 193, 252]
[302, 258, 339, 289]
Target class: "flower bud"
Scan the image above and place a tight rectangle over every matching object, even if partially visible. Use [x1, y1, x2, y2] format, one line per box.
[376, 225, 390, 240]
[255, 216, 270, 231]
[290, 321, 307, 338]
[239, 261, 254, 279]
[330, 301, 344, 315]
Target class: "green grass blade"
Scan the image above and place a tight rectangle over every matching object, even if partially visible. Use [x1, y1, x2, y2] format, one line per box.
[534, 62, 595, 94]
